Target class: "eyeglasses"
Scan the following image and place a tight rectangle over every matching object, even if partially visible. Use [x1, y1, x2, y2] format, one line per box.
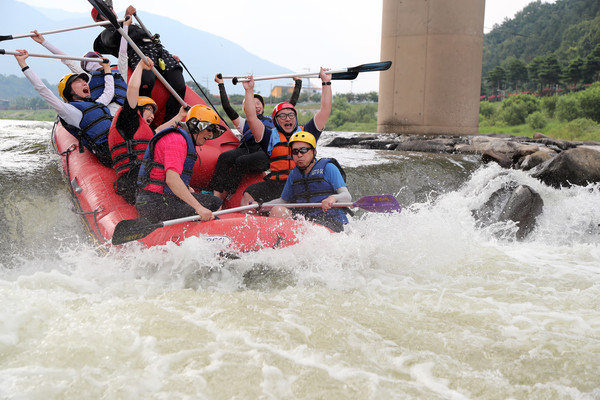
[290, 147, 312, 155]
[276, 112, 296, 121]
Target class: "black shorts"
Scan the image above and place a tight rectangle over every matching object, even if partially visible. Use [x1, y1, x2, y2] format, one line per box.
[135, 190, 223, 224]
[243, 180, 286, 203]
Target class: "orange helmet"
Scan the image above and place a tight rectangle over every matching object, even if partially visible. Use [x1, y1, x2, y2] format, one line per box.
[137, 96, 157, 113]
[186, 105, 226, 139]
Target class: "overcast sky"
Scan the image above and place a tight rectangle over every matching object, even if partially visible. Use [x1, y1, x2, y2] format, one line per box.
[13, 0, 556, 93]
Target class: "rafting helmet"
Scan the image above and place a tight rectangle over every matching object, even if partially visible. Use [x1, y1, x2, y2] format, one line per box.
[58, 73, 90, 102]
[271, 102, 296, 121]
[186, 105, 226, 139]
[80, 51, 103, 71]
[137, 96, 157, 114]
[288, 131, 317, 149]
[91, 0, 113, 21]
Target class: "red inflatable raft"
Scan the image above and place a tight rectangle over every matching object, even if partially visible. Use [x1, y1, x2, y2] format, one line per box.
[51, 81, 324, 253]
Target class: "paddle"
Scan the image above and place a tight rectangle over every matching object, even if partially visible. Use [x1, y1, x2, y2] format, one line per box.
[112, 203, 260, 245]
[0, 17, 129, 42]
[87, 0, 188, 109]
[1, 49, 110, 64]
[111, 195, 400, 245]
[131, 12, 226, 123]
[271, 194, 402, 214]
[224, 61, 392, 85]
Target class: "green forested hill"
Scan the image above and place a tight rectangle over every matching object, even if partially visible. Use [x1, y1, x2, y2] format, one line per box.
[482, 0, 600, 94]
[483, 0, 600, 74]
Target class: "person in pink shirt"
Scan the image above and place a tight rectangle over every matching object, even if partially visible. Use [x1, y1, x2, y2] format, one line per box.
[135, 105, 226, 223]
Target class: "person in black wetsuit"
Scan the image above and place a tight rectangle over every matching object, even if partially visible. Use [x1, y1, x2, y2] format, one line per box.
[91, 2, 186, 125]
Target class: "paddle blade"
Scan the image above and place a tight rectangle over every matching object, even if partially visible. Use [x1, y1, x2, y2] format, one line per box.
[354, 194, 401, 213]
[88, 0, 120, 28]
[0, 36, 13, 42]
[348, 61, 392, 73]
[112, 217, 162, 245]
[331, 71, 359, 80]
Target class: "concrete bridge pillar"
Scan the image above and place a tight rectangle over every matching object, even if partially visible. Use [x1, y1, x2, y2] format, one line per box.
[377, 0, 485, 135]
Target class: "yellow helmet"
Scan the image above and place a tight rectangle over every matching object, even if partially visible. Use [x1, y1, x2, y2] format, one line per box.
[186, 105, 226, 139]
[288, 131, 317, 149]
[137, 96, 157, 113]
[58, 73, 89, 102]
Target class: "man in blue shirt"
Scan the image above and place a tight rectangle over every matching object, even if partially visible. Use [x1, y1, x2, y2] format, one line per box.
[265, 131, 351, 232]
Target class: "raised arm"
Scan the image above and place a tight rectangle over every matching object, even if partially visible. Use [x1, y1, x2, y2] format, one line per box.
[117, 8, 134, 78]
[14, 50, 80, 125]
[126, 58, 154, 109]
[242, 76, 266, 142]
[30, 30, 83, 74]
[215, 74, 241, 126]
[288, 77, 303, 106]
[96, 61, 115, 106]
[313, 67, 332, 131]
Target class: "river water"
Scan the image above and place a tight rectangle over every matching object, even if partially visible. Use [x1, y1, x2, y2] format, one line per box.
[1, 119, 599, 399]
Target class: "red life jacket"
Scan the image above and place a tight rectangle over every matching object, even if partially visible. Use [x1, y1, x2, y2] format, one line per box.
[108, 108, 154, 178]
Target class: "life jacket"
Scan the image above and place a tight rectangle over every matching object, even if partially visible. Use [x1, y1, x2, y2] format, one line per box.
[108, 108, 154, 178]
[137, 126, 198, 195]
[59, 99, 112, 166]
[241, 114, 275, 143]
[288, 158, 349, 224]
[88, 70, 127, 106]
[264, 126, 302, 181]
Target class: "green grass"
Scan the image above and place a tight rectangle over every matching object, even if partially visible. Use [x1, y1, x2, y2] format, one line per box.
[479, 114, 600, 142]
[0, 109, 55, 121]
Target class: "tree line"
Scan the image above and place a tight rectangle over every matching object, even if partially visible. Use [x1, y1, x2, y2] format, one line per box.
[484, 45, 600, 99]
[1, 74, 379, 132]
[482, 0, 600, 97]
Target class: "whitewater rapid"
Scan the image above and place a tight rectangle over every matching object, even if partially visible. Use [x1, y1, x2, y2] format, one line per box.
[1, 120, 599, 399]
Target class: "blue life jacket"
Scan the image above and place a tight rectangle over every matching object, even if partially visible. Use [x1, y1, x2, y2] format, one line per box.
[60, 99, 113, 166]
[241, 114, 275, 143]
[88, 70, 127, 106]
[137, 126, 198, 195]
[288, 158, 349, 224]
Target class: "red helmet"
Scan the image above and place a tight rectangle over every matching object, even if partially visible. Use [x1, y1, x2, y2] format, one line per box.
[91, 8, 102, 22]
[91, 0, 113, 22]
[271, 102, 296, 121]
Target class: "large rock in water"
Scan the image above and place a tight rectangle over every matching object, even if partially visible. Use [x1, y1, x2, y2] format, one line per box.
[532, 146, 600, 188]
[499, 185, 544, 240]
[472, 182, 544, 240]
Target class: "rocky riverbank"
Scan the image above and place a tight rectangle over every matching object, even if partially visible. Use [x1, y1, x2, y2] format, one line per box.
[325, 132, 600, 188]
[324, 132, 600, 239]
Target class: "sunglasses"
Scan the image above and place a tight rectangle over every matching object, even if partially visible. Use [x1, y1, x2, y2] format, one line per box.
[276, 112, 296, 120]
[188, 119, 227, 138]
[290, 147, 312, 155]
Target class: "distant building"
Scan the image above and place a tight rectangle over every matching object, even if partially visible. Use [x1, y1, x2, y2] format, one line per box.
[0, 99, 8, 110]
[270, 79, 322, 98]
[270, 85, 296, 98]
